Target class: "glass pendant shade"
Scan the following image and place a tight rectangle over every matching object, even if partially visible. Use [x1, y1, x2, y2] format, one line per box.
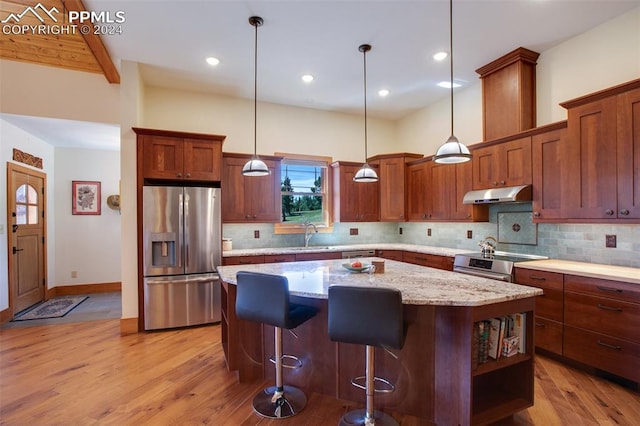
[433, 135, 472, 164]
[353, 163, 378, 182]
[242, 156, 270, 176]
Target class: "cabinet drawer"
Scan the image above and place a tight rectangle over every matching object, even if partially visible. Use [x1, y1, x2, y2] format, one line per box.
[564, 325, 640, 383]
[533, 316, 563, 355]
[565, 275, 640, 304]
[535, 288, 563, 323]
[264, 254, 296, 263]
[402, 252, 452, 271]
[514, 268, 563, 291]
[375, 250, 403, 261]
[222, 255, 265, 266]
[565, 292, 640, 342]
[295, 252, 342, 261]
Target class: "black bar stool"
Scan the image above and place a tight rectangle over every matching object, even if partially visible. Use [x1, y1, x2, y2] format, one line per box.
[328, 285, 405, 426]
[236, 271, 317, 419]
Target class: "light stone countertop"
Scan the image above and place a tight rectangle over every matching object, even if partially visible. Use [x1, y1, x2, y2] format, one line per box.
[218, 257, 543, 307]
[222, 243, 473, 258]
[515, 259, 640, 285]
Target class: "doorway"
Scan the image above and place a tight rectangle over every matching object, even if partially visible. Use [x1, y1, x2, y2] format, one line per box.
[6, 163, 47, 315]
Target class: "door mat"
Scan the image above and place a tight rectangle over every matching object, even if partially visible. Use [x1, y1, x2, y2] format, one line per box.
[12, 296, 89, 321]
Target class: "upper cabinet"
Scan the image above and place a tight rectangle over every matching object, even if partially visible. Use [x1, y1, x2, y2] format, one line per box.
[369, 153, 422, 222]
[531, 124, 567, 221]
[476, 47, 539, 141]
[134, 128, 224, 183]
[331, 161, 380, 222]
[471, 136, 532, 190]
[222, 153, 282, 223]
[560, 80, 640, 221]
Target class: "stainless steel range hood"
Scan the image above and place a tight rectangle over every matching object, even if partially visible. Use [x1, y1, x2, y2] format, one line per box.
[462, 185, 532, 204]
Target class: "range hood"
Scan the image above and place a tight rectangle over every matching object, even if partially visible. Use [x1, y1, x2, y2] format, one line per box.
[463, 185, 532, 204]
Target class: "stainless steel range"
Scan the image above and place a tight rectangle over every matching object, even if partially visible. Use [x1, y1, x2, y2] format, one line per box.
[453, 252, 547, 282]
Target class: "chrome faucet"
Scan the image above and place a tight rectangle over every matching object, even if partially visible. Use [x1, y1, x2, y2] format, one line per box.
[303, 220, 318, 247]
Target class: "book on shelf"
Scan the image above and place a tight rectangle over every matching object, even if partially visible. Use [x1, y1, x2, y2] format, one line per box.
[512, 312, 526, 354]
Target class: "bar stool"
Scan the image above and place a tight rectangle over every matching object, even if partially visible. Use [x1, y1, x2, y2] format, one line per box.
[328, 285, 405, 426]
[236, 271, 317, 419]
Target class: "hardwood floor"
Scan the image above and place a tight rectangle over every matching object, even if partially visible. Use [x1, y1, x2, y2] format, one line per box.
[1, 320, 638, 425]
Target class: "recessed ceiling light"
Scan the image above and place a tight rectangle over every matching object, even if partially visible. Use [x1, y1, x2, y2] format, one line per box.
[437, 81, 461, 89]
[433, 51, 448, 61]
[378, 89, 389, 97]
[301, 74, 314, 83]
[206, 57, 220, 66]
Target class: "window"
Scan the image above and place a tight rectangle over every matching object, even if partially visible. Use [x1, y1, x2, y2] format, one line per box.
[16, 184, 39, 225]
[275, 154, 332, 234]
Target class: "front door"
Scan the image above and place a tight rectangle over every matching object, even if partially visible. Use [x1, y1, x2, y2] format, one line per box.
[7, 163, 47, 314]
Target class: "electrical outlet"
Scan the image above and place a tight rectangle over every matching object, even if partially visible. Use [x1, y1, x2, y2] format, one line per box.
[71, 271, 78, 278]
[427, 228, 432, 237]
[350, 228, 359, 236]
[254, 230, 260, 239]
[399, 227, 403, 235]
[467, 230, 473, 239]
[605, 234, 617, 248]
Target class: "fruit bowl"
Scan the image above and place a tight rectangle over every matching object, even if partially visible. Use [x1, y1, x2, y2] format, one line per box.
[342, 262, 372, 272]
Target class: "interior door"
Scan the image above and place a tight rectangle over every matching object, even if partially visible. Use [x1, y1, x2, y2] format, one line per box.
[7, 163, 47, 314]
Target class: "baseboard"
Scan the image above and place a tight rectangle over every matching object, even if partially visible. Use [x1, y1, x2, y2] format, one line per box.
[49, 282, 121, 297]
[120, 317, 139, 335]
[0, 307, 12, 325]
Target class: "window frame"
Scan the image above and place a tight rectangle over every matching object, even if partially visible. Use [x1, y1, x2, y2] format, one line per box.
[274, 153, 333, 235]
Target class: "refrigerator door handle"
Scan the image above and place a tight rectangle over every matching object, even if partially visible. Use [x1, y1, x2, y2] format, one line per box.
[146, 275, 219, 286]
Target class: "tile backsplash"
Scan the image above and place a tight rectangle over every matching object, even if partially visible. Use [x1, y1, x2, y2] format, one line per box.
[222, 203, 640, 268]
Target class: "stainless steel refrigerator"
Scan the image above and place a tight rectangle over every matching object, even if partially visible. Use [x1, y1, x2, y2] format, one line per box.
[143, 186, 221, 330]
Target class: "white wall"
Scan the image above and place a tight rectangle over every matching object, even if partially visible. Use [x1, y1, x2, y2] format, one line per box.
[0, 118, 55, 311]
[143, 87, 396, 161]
[53, 148, 121, 286]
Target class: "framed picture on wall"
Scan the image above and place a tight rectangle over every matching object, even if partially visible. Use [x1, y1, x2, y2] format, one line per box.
[72, 181, 101, 215]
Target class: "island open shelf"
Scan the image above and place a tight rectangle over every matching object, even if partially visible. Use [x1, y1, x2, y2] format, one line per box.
[218, 258, 541, 425]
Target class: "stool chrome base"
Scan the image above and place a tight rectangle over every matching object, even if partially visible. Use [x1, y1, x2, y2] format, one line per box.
[339, 408, 399, 426]
[252, 385, 307, 419]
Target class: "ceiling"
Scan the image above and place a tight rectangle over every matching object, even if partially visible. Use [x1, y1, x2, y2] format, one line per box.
[2, 0, 639, 150]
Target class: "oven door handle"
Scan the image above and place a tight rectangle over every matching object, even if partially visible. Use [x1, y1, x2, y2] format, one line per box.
[453, 266, 512, 282]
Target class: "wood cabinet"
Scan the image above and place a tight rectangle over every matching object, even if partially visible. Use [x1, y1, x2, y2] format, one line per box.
[369, 153, 422, 222]
[134, 128, 224, 182]
[560, 80, 640, 221]
[331, 161, 379, 222]
[563, 275, 640, 382]
[406, 158, 487, 222]
[375, 249, 403, 261]
[402, 251, 454, 271]
[222, 153, 282, 223]
[531, 124, 566, 221]
[222, 255, 265, 266]
[476, 47, 539, 141]
[514, 268, 564, 355]
[471, 136, 532, 190]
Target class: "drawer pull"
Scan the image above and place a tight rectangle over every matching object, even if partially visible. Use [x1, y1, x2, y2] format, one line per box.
[535, 322, 546, 328]
[597, 303, 622, 312]
[597, 340, 622, 351]
[596, 286, 623, 293]
[529, 276, 547, 281]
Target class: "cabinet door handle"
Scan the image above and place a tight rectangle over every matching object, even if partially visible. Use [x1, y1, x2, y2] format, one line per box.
[597, 286, 623, 293]
[535, 322, 546, 328]
[597, 340, 622, 351]
[499, 180, 505, 186]
[605, 209, 614, 216]
[597, 303, 622, 312]
[533, 211, 540, 217]
[492, 181, 498, 186]
[176, 172, 182, 178]
[619, 209, 629, 216]
[186, 173, 191, 178]
[529, 276, 547, 281]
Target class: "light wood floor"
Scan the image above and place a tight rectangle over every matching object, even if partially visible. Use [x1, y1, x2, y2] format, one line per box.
[1, 320, 638, 425]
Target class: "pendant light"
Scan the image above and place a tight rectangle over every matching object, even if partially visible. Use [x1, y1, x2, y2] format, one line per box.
[242, 16, 270, 176]
[433, 0, 472, 164]
[353, 44, 379, 183]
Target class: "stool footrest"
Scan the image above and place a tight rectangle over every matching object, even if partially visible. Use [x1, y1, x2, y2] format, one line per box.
[269, 354, 303, 369]
[350, 375, 395, 393]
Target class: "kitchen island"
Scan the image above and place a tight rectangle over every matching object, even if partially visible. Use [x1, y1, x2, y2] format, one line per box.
[218, 258, 543, 425]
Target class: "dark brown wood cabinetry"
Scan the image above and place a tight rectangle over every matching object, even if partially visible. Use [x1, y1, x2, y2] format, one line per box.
[560, 80, 640, 221]
[134, 127, 224, 182]
[221, 153, 282, 223]
[402, 251, 454, 271]
[331, 161, 379, 222]
[369, 153, 422, 222]
[471, 136, 532, 190]
[531, 124, 566, 221]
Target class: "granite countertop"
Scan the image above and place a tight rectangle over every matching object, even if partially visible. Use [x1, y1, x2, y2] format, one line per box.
[218, 257, 542, 307]
[516, 259, 640, 285]
[222, 243, 473, 258]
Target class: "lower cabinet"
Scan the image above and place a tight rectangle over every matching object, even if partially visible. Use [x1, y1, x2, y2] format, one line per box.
[402, 251, 454, 271]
